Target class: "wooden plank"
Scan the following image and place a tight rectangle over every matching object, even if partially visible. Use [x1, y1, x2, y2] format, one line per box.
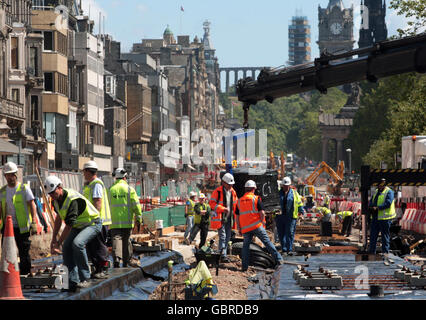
[161, 226, 175, 235]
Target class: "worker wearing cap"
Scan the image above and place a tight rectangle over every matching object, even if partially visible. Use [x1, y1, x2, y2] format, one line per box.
[336, 210, 354, 236]
[82, 160, 112, 279]
[0, 162, 38, 275]
[209, 172, 238, 262]
[276, 176, 305, 256]
[188, 193, 211, 248]
[184, 191, 197, 244]
[46, 175, 102, 291]
[237, 180, 284, 271]
[109, 168, 142, 268]
[368, 179, 396, 254]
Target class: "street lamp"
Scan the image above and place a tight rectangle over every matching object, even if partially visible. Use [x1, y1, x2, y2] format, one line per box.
[346, 148, 352, 174]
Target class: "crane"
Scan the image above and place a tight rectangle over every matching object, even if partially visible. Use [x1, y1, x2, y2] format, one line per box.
[304, 161, 344, 197]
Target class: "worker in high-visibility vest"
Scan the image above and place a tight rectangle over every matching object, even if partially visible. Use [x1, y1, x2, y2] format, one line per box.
[317, 206, 332, 222]
[336, 210, 354, 236]
[188, 193, 211, 248]
[209, 173, 238, 262]
[47, 175, 102, 292]
[184, 191, 197, 244]
[0, 162, 38, 275]
[82, 160, 112, 279]
[237, 180, 283, 271]
[368, 178, 396, 254]
[323, 193, 331, 208]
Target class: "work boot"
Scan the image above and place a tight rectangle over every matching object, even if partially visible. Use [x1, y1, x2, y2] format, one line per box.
[77, 280, 92, 288]
[128, 258, 141, 268]
[92, 271, 108, 279]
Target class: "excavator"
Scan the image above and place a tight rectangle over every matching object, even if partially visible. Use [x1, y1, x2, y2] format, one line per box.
[304, 161, 344, 198]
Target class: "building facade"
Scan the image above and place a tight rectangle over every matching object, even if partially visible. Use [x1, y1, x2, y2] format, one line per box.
[359, 0, 387, 48]
[288, 15, 311, 66]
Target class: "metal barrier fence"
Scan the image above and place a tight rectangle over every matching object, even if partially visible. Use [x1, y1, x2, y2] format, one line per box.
[142, 205, 186, 229]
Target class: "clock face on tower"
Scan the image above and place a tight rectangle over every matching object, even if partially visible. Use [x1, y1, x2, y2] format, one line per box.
[330, 22, 343, 35]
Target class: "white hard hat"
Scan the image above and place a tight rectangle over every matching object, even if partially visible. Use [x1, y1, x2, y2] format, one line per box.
[244, 180, 256, 188]
[199, 193, 206, 199]
[113, 168, 127, 179]
[222, 173, 235, 185]
[282, 177, 292, 186]
[83, 160, 98, 170]
[3, 162, 18, 174]
[189, 191, 197, 198]
[44, 176, 62, 194]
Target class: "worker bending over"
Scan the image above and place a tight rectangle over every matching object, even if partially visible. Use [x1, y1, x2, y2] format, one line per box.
[237, 180, 283, 271]
[337, 210, 354, 237]
[0, 162, 38, 275]
[109, 168, 142, 268]
[47, 176, 101, 291]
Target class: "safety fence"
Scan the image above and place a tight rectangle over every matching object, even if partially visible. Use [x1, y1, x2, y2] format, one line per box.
[141, 205, 187, 230]
[400, 209, 426, 234]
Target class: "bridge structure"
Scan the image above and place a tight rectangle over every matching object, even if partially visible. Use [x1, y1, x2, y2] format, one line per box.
[219, 67, 268, 94]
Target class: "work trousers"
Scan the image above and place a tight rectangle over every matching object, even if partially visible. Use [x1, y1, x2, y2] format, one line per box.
[341, 216, 353, 236]
[218, 217, 232, 257]
[369, 219, 392, 254]
[111, 228, 133, 267]
[275, 214, 297, 253]
[189, 223, 209, 248]
[62, 220, 102, 285]
[242, 226, 283, 271]
[87, 225, 109, 272]
[184, 215, 194, 239]
[1, 227, 31, 275]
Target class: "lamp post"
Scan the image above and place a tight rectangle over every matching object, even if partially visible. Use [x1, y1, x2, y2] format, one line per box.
[346, 148, 352, 174]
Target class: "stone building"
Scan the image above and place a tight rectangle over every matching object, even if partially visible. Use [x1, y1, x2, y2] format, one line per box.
[288, 15, 311, 66]
[359, 0, 387, 48]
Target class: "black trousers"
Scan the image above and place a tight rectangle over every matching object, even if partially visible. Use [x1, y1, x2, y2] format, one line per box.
[1, 227, 32, 275]
[341, 216, 353, 236]
[87, 225, 109, 271]
[189, 223, 209, 248]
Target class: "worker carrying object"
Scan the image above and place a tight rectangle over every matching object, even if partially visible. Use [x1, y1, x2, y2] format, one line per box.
[368, 179, 396, 254]
[188, 193, 211, 248]
[82, 160, 112, 279]
[0, 162, 38, 275]
[209, 172, 238, 262]
[184, 191, 197, 244]
[336, 210, 354, 237]
[236, 180, 284, 271]
[109, 168, 142, 268]
[46, 175, 102, 292]
[276, 177, 305, 256]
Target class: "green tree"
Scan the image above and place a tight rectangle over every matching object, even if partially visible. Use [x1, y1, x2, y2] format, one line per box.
[390, 0, 426, 36]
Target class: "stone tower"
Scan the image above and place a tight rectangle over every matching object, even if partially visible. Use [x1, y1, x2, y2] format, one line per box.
[359, 0, 388, 48]
[317, 0, 355, 55]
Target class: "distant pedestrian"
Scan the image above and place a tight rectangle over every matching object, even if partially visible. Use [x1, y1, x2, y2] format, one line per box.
[188, 193, 211, 248]
[276, 177, 305, 255]
[109, 168, 142, 268]
[47, 176, 101, 291]
[237, 180, 283, 271]
[0, 162, 38, 275]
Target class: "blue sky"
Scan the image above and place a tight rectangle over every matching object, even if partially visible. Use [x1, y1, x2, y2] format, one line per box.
[83, 0, 411, 74]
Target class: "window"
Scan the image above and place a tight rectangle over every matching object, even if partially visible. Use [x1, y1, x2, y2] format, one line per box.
[29, 47, 38, 76]
[57, 32, 67, 56]
[12, 89, 20, 102]
[43, 113, 56, 143]
[44, 72, 53, 91]
[11, 37, 19, 69]
[44, 31, 54, 51]
[31, 96, 39, 122]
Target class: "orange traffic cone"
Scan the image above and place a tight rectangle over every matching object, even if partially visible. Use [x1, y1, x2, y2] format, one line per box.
[0, 216, 25, 300]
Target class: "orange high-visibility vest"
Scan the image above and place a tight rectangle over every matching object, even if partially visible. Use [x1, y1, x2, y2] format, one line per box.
[237, 191, 263, 234]
[209, 185, 238, 230]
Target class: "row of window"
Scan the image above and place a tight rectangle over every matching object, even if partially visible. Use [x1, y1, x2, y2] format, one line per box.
[44, 72, 68, 96]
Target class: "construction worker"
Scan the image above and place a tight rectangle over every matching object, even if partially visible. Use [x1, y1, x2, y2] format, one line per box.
[276, 177, 305, 256]
[368, 179, 396, 254]
[0, 162, 37, 275]
[323, 192, 331, 208]
[237, 180, 283, 271]
[184, 191, 197, 244]
[109, 168, 142, 268]
[188, 193, 211, 248]
[82, 160, 112, 279]
[336, 210, 354, 236]
[47, 175, 102, 291]
[209, 173, 238, 262]
[316, 206, 332, 222]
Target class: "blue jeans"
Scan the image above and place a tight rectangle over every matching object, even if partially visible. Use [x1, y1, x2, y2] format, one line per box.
[184, 215, 194, 239]
[369, 219, 392, 254]
[62, 220, 102, 285]
[218, 218, 232, 257]
[275, 215, 297, 253]
[242, 226, 283, 270]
